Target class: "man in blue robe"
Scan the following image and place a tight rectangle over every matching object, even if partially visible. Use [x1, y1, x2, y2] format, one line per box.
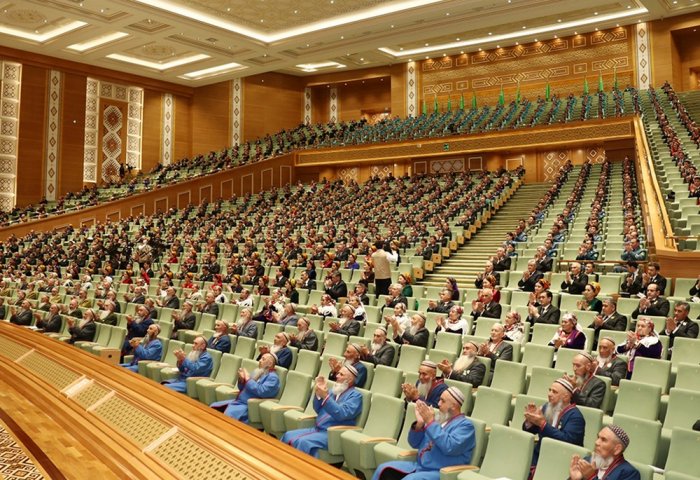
[328, 343, 367, 388]
[372, 387, 476, 480]
[122, 305, 154, 359]
[569, 425, 640, 480]
[523, 378, 585, 467]
[162, 335, 213, 393]
[281, 365, 363, 458]
[121, 323, 163, 372]
[257, 332, 293, 369]
[401, 360, 447, 408]
[210, 352, 280, 423]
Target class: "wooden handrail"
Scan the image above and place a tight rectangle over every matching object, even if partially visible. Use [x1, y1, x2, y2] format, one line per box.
[0, 322, 355, 480]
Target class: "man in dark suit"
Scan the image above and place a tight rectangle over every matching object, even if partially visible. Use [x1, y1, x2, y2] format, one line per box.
[588, 299, 627, 348]
[438, 341, 486, 387]
[427, 289, 455, 314]
[299, 270, 316, 293]
[534, 246, 553, 273]
[564, 352, 606, 409]
[478, 323, 514, 375]
[382, 283, 408, 312]
[662, 301, 699, 349]
[527, 291, 561, 325]
[518, 260, 544, 292]
[492, 247, 511, 272]
[67, 310, 97, 344]
[361, 327, 395, 366]
[36, 303, 63, 333]
[560, 262, 588, 295]
[158, 286, 180, 310]
[324, 271, 347, 301]
[9, 300, 33, 326]
[631, 283, 670, 319]
[595, 337, 628, 386]
[643, 262, 667, 296]
[390, 313, 429, 348]
[470, 288, 502, 320]
[619, 261, 643, 298]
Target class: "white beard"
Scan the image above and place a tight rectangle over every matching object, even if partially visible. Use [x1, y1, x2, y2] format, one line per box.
[409, 325, 419, 336]
[251, 368, 265, 381]
[590, 453, 614, 470]
[78, 319, 91, 330]
[236, 318, 248, 329]
[453, 353, 476, 373]
[416, 381, 431, 399]
[574, 374, 588, 389]
[187, 349, 202, 362]
[332, 381, 349, 397]
[133, 315, 144, 324]
[597, 356, 610, 368]
[544, 400, 564, 425]
[271, 344, 282, 354]
[371, 342, 383, 354]
[434, 410, 450, 425]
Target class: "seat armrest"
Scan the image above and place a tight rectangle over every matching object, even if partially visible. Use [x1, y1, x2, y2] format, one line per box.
[360, 437, 397, 445]
[397, 449, 418, 458]
[272, 405, 304, 412]
[328, 426, 361, 455]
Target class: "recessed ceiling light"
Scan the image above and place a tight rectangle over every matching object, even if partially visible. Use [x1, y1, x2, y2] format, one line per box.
[594, 11, 598, 15]
[558, 19, 562, 22]
[391, 24, 394, 28]
[445, 12, 450, 16]
[460, 50, 464, 54]
[425, 56, 429, 59]
[497, 45, 500, 48]
[400, 47, 404, 51]
[340, 35, 344, 39]
[522, 26, 526, 29]
[488, 32, 492, 35]
[425, 43, 429, 46]
[443, 53, 446, 56]
[515, 42, 519, 45]
[456, 37, 460, 41]
[360, 57, 364, 61]
[294, 10, 298, 13]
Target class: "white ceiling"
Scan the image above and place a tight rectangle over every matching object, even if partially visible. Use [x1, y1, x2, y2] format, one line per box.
[0, 0, 698, 86]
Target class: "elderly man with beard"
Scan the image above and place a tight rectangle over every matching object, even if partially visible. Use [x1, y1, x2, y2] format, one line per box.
[372, 387, 475, 480]
[329, 343, 368, 388]
[289, 317, 319, 351]
[360, 327, 395, 366]
[438, 341, 486, 387]
[122, 304, 154, 359]
[391, 313, 430, 348]
[171, 300, 196, 339]
[570, 425, 640, 480]
[402, 361, 448, 408]
[257, 332, 292, 369]
[562, 352, 607, 409]
[210, 353, 280, 423]
[207, 320, 232, 353]
[36, 303, 63, 333]
[595, 337, 628, 387]
[9, 299, 33, 326]
[230, 307, 258, 339]
[162, 336, 213, 393]
[121, 323, 163, 372]
[233, 288, 254, 308]
[523, 378, 585, 467]
[67, 309, 97, 344]
[478, 323, 514, 373]
[282, 366, 363, 458]
[157, 286, 180, 310]
[329, 304, 361, 337]
[382, 283, 408, 312]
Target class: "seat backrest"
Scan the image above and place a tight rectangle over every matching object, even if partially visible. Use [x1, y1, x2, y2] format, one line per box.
[295, 349, 321, 377]
[665, 427, 700, 477]
[107, 327, 127, 349]
[554, 346, 582, 371]
[433, 331, 462, 354]
[361, 393, 405, 438]
[530, 324, 560, 345]
[664, 388, 700, 431]
[510, 393, 547, 428]
[469, 417, 487, 467]
[163, 340, 184, 364]
[353, 388, 372, 428]
[233, 336, 256, 358]
[207, 349, 222, 377]
[470, 387, 512, 427]
[278, 371, 312, 407]
[532, 437, 589, 480]
[631, 357, 671, 394]
[674, 363, 700, 392]
[521, 344, 555, 374]
[262, 323, 284, 343]
[614, 380, 661, 421]
[94, 324, 112, 345]
[214, 353, 242, 383]
[491, 360, 526, 395]
[323, 332, 348, 357]
[479, 423, 535, 480]
[395, 345, 426, 374]
[527, 366, 565, 397]
[394, 402, 417, 450]
[577, 405, 603, 451]
[612, 413, 661, 465]
[368, 365, 402, 397]
[671, 339, 700, 368]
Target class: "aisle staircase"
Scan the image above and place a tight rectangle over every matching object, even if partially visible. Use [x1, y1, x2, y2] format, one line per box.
[422, 183, 546, 288]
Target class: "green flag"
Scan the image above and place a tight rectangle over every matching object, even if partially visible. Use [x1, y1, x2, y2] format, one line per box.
[598, 71, 604, 92]
[434, 95, 438, 113]
[447, 96, 452, 112]
[422, 98, 427, 115]
[583, 77, 589, 95]
[498, 84, 505, 106]
[460, 93, 465, 111]
[471, 91, 477, 110]
[516, 81, 521, 104]
[545, 83, 550, 101]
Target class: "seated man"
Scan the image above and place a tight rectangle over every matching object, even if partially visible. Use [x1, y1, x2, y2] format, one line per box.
[382, 283, 408, 311]
[563, 352, 606, 409]
[589, 299, 627, 348]
[230, 307, 258, 339]
[372, 387, 476, 480]
[121, 324, 163, 372]
[210, 352, 280, 423]
[391, 313, 429, 348]
[518, 260, 544, 292]
[289, 317, 319, 351]
[569, 425, 641, 480]
[560, 262, 589, 295]
[427, 289, 456, 314]
[207, 320, 232, 353]
[527, 290, 561, 325]
[9, 300, 33, 326]
[282, 366, 363, 458]
[595, 337, 628, 387]
[478, 323, 514, 374]
[438, 341, 486, 387]
[36, 303, 63, 333]
[257, 332, 293, 369]
[328, 304, 361, 337]
[324, 271, 348, 301]
[360, 327, 395, 366]
[523, 378, 585, 467]
[619, 262, 643, 298]
[162, 336, 213, 393]
[171, 300, 196, 339]
[122, 305, 154, 358]
[401, 360, 448, 408]
[631, 283, 670, 319]
[67, 309, 98, 344]
[328, 343, 368, 388]
[470, 288, 502, 321]
[198, 291, 220, 317]
[662, 301, 699, 350]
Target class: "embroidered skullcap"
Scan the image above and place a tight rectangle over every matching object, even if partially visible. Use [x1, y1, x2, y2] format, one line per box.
[607, 424, 630, 449]
[420, 360, 438, 370]
[446, 386, 465, 406]
[345, 364, 358, 377]
[280, 332, 291, 343]
[600, 336, 616, 346]
[465, 341, 480, 350]
[269, 352, 278, 364]
[578, 351, 595, 362]
[554, 378, 576, 395]
[349, 343, 363, 354]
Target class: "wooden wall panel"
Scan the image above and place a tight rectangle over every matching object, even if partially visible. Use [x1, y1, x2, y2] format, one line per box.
[17, 64, 48, 207]
[192, 82, 230, 157]
[242, 73, 303, 142]
[338, 78, 391, 121]
[311, 87, 330, 123]
[172, 95, 191, 162]
[390, 63, 407, 119]
[58, 73, 86, 196]
[141, 89, 162, 172]
[649, 13, 700, 90]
